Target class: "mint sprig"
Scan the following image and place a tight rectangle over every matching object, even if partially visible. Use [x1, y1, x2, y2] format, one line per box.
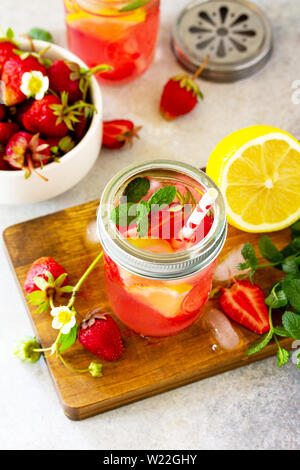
[123, 177, 150, 203]
[111, 184, 177, 237]
[240, 220, 300, 369]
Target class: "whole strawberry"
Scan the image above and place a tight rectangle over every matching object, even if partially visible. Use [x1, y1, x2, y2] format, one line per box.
[24, 256, 71, 313]
[22, 92, 94, 138]
[5, 131, 50, 180]
[0, 28, 19, 71]
[0, 122, 19, 144]
[159, 55, 209, 121]
[220, 279, 270, 335]
[102, 119, 141, 150]
[48, 60, 111, 103]
[79, 309, 124, 361]
[1, 54, 47, 106]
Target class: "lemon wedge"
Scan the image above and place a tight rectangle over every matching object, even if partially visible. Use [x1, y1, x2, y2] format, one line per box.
[206, 126, 300, 232]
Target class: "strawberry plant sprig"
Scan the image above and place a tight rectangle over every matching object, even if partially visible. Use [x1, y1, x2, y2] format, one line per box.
[15, 251, 104, 377]
[238, 220, 300, 369]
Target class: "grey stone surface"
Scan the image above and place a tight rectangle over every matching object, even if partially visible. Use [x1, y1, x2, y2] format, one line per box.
[0, 0, 299, 450]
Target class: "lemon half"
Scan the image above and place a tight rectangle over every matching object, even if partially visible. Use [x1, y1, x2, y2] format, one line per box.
[206, 126, 300, 232]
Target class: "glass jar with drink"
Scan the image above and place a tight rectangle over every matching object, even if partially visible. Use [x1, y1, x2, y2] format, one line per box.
[98, 161, 227, 337]
[64, 0, 160, 84]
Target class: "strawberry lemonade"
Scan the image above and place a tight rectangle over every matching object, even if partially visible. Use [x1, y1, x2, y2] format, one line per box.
[98, 161, 227, 336]
[64, 0, 160, 84]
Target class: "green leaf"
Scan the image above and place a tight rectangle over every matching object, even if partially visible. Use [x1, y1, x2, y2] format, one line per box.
[54, 272, 68, 288]
[123, 177, 150, 203]
[273, 326, 291, 337]
[290, 219, 300, 235]
[282, 311, 300, 339]
[26, 290, 46, 305]
[239, 243, 258, 270]
[27, 27, 53, 43]
[6, 27, 14, 40]
[59, 285, 75, 293]
[258, 235, 283, 263]
[33, 276, 49, 291]
[282, 279, 300, 312]
[265, 287, 288, 309]
[277, 348, 290, 367]
[45, 270, 55, 285]
[246, 330, 273, 355]
[34, 301, 50, 314]
[282, 258, 299, 275]
[148, 186, 176, 209]
[59, 324, 78, 353]
[119, 0, 150, 12]
[110, 202, 137, 227]
[136, 200, 150, 237]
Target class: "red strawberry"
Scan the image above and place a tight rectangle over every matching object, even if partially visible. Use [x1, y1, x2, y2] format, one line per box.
[48, 60, 111, 103]
[0, 41, 19, 71]
[5, 131, 50, 180]
[74, 113, 89, 140]
[24, 256, 69, 294]
[0, 122, 19, 144]
[220, 280, 270, 335]
[22, 92, 94, 138]
[24, 256, 71, 314]
[159, 55, 209, 120]
[1, 55, 47, 106]
[0, 104, 6, 122]
[48, 60, 83, 103]
[102, 119, 141, 149]
[79, 309, 124, 361]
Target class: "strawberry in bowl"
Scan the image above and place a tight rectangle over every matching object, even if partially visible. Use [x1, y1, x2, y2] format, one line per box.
[0, 34, 108, 204]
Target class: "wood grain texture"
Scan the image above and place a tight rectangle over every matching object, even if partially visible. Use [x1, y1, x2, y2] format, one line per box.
[3, 200, 293, 420]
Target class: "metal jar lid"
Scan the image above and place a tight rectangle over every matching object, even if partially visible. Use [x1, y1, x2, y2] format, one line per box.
[171, 0, 273, 82]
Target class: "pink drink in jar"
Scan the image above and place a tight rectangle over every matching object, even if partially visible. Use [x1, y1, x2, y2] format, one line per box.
[98, 161, 227, 337]
[64, 0, 160, 84]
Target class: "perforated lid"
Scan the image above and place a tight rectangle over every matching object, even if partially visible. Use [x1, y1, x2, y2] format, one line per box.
[171, 0, 273, 82]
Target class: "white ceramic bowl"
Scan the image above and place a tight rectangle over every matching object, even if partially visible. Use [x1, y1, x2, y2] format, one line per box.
[0, 38, 103, 204]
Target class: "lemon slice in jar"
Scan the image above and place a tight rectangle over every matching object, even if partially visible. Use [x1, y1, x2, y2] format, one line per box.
[206, 125, 300, 232]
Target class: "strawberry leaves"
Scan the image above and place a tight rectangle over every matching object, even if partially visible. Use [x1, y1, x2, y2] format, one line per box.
[26, 270, 74, 314]
[58, 323, 78, 353]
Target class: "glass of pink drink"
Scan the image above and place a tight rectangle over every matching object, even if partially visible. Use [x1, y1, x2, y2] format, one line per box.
[64, 0, 160, 84]
[98, 161, 227, 337]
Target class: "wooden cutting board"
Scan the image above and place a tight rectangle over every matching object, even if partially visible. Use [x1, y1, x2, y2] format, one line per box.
[3, 199, 293, 420]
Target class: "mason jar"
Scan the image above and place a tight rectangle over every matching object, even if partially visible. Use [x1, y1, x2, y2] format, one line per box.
[98, 160, 227, 337]
[64, 0, 160, 84]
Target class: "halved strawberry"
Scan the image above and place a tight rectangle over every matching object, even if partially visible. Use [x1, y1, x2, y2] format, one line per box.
[220, 280, 270, 335]
[102, 119, 141, 149]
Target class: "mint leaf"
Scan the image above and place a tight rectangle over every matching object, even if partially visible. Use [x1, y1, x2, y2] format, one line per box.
[258, 235, 283, 263]
[277, 348, 290, 367]
[239, 243, 258, 272]
[273, 326, 291, 337]
[282, 279, 300, 312]
[282, 258, 299, 275]
[282, 311, 300, 339]
[290, 219, 300, 235]
[148, 186, 176, 209]
[59, 324, 78, 353]
[110, 202, 137, 227]
[265, 287, 288, 309]
[136, 200, 150, 237]
[123, 177, 150, 203]
[246, 330, 273, 355]
[119, 0, 150, 12]
[27, 27, 53, 43]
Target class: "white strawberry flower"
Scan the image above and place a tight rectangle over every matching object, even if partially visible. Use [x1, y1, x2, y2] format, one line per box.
[51, 306, 76, 334]
[20, 70, 49, 100]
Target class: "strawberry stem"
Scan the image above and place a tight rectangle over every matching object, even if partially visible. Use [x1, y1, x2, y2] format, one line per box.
[57, 352, 89, 373]
[27, 155, 48, 182]
[67, 251, 103, 309]
[192, 54, 210, 80]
